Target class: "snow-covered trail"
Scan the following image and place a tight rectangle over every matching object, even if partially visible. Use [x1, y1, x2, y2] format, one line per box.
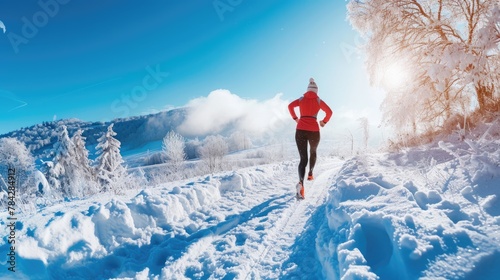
[253, 160, 341, 279]
[160, 158, 344, 279]
[0, 157, 344, 280]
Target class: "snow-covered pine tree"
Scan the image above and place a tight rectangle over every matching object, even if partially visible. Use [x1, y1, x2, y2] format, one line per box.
[71, 129, 98, 195]
[47, 125, 81, 197]
[162, 130, 187, 178]
[95, 124, 127, 193]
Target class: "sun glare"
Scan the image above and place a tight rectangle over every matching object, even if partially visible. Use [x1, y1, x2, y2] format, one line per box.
[381, 62, 410, 91]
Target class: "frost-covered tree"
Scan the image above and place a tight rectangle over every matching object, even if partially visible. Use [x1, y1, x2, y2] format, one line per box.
[162, 130, 187, 175]
[95, 124, 127, 193]
[71, 129, 98, 195]
[71, 129, 93, 178]
[0, 138, 35, 196]
[348, 0, 500, 134]
[46, 125, 83, 197]
[0, 138, 34, 173]
[199, 135, 229, 173]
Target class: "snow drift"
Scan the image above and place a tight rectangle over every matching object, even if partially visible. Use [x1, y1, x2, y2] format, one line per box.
[317, 126, 500, 279]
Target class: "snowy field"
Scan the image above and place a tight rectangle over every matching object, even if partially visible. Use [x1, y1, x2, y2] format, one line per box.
[1, 123, 500, 279]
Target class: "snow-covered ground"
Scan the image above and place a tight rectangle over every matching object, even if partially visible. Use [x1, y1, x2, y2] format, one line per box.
[1, 127, 499, 279]
[318, 148, 500, 279]
[0, 157, 343, 279]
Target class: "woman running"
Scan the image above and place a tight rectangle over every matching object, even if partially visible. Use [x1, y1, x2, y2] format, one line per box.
[288, 78, 332, 199]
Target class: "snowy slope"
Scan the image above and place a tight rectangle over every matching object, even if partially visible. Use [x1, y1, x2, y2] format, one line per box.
[1, 130, 499, 279]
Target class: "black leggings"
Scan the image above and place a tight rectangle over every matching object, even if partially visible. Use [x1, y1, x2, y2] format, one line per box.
[295, 129, 320, 183]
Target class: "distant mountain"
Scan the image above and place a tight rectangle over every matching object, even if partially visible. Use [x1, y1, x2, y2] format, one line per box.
[0, 108, 187, 161]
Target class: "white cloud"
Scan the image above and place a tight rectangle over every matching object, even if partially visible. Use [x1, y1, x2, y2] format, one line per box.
[178, 90, 291, 137]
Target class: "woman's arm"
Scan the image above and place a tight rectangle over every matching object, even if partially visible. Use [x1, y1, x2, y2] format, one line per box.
[288, 99, 300, 120]
[320, 100, 333, 124]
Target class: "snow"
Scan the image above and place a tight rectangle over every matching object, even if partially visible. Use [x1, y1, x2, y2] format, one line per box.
[1, 132, 500, 279]
[316, 133, 500, 279]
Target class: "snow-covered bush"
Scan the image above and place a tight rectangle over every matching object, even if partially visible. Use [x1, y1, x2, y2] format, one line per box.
[144, 151, 165, 166]
[143, 166, 170, 186]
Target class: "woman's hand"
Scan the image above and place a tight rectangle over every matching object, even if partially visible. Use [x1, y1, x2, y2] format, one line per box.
[319, 121, 326, 127]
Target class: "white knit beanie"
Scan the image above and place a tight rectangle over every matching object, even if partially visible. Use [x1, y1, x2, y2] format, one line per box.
[307, 78, 318, 93]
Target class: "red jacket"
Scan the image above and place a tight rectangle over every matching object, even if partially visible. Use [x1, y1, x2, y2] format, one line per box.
[288, 91, 333, 132]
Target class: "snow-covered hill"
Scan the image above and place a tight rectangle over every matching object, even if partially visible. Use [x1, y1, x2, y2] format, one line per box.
[1, 123, 499, 279]
[0, 109, 187, 162]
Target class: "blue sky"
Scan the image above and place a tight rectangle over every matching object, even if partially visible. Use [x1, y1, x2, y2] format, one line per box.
[0, 0, 383, 135]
